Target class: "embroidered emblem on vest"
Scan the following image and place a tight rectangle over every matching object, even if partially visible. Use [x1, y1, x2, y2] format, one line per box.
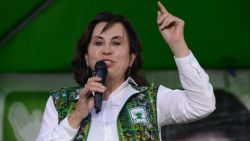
[117, 84, 160, 141]
[129, 107, 148, 124]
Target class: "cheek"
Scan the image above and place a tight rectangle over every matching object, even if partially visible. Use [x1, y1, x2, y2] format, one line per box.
[118, 45, 130, 55]
[115, 49, 131, 65]
[86, 48, 101, 68]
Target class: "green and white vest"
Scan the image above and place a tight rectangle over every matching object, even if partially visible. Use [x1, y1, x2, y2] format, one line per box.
[51, 83, 160, 141]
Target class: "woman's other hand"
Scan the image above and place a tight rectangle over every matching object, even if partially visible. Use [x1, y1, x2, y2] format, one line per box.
[157, 1, 190, 57]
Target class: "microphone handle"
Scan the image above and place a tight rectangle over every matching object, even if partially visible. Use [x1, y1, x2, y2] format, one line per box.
[94, 69, 106, 113]
[94, 92, 102, 113]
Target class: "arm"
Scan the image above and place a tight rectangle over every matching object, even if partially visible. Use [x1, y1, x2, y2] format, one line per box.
[36, 76, 104, 140]
[36, 96, 78, 141]
[157, 52, 215, 125]
[156, 1, 215, 125]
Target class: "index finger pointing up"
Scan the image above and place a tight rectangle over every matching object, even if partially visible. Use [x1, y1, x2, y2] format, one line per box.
[158, 1, 168, 14]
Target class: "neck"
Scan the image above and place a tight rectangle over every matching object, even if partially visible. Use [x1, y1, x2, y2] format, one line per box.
[103, 75, 125, 100]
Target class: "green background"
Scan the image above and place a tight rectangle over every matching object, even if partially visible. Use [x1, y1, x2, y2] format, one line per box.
[1, 0, 250, 72]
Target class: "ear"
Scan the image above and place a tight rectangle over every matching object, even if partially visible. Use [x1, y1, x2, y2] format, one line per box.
[85, 54, 89, 66]
[129, 53, 136, 67]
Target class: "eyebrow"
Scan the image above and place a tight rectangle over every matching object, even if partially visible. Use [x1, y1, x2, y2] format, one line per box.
[112, 36, 123, 40]
[93, 35, 124, 40]
[93, 35, 103, 40]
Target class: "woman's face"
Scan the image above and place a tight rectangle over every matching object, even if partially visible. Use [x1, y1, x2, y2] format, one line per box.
[85, 22, 136, 80]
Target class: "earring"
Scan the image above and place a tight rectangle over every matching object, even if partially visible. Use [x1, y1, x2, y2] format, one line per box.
[86, 66, 90, 76]
[128, 67, 131, 76]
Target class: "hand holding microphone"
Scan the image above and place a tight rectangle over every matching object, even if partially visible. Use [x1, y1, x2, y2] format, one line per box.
[68, 61, 107, 128]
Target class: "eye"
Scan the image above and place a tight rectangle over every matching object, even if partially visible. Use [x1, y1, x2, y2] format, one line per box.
[112, 41, 121, 46]
[95, 41, 103, 46]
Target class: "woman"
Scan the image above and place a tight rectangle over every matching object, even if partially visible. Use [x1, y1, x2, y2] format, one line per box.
[36, 1, 215, 141]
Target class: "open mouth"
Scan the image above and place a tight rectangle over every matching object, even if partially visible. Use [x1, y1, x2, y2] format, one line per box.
[101, 59, 114, 67]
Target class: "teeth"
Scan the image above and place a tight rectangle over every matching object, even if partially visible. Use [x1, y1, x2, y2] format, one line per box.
[104, 60, 112, 64]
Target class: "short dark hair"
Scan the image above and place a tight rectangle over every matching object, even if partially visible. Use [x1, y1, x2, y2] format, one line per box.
[72, 12, 149, 86]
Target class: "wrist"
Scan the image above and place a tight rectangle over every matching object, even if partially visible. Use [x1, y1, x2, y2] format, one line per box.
[68, 111, 83, 129]
[169, 40, 190, 58]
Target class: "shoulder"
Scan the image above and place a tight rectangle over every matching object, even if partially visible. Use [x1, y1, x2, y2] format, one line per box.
[130, 83, 159, 93]
[50, 86, 80, 102]
[130, 83, 159, 97]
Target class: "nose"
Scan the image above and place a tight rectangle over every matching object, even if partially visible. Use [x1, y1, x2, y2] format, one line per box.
[102, 45, 112, 55]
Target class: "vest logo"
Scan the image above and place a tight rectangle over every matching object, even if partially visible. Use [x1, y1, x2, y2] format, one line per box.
[129, 107, 148, 124]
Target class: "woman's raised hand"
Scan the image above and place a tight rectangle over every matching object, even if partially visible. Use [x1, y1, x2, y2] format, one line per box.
[157, 1, 189, 57]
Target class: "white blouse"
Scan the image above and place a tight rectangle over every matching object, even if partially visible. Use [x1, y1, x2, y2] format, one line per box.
[36, 52, 215, 141]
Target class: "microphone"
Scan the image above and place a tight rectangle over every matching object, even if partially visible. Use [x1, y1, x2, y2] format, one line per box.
[94, 60, 107, 113]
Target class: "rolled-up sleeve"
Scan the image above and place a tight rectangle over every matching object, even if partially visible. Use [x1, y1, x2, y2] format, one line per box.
[36, 96, 79, 141]
[157, 51, 216, 126]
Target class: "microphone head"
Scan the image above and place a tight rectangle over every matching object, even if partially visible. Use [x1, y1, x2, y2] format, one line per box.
[94, 61, 107, 83]
[94, 60, 107, 70]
